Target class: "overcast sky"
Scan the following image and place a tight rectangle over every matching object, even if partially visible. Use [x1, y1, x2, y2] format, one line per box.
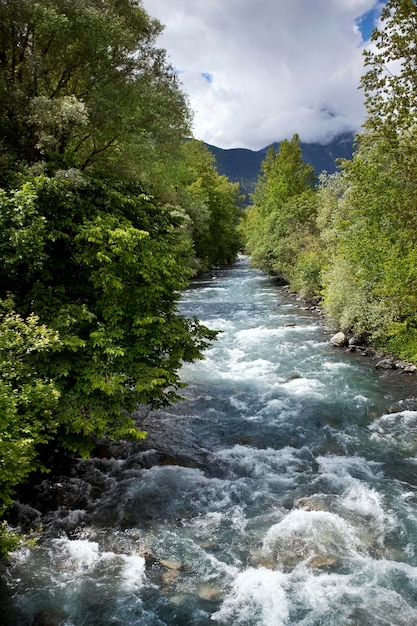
[141, 0, 385, 150]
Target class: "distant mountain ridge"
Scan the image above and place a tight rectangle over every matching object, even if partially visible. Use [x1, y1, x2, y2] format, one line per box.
[206, 132, 356, 202]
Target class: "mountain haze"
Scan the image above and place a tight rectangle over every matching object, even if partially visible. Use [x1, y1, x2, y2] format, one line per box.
[206, 132, 355, 201]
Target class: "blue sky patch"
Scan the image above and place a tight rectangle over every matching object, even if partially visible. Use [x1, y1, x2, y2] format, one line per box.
[201, 72, 213, 83]
[357, 2, 385, 41]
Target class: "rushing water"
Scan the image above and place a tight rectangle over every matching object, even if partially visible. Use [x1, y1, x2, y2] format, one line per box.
[3, 257, 417, 626]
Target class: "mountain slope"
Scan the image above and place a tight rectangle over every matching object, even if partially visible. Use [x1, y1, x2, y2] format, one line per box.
[206, 132, 355, 202]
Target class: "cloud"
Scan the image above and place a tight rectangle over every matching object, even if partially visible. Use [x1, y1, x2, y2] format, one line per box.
[142, 0, 384, 149]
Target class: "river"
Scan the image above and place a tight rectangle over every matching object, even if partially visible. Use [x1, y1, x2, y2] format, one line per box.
[2, 256, 417, 625]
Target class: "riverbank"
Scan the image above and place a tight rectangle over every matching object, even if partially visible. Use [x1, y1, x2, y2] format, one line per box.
[281, 283, 417, 375]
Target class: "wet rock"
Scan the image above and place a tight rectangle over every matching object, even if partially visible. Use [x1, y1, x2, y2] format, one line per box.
[197, 583, 223, 601]
[159, 559, 184, 589]
[169, 594, 185, 605]
[197, 540, 217, 550]
[7, 502, 42, 532]
[284, 322, 296, 327]
[157, 455, 186, 466]
[400, 363, 417, 373]
[348, 335, 365, 347]
[375, 358, 397, 370]
[305, 555, 338, 569]
[298, 497, 328, 512]
[159, 559, 183, 571]
[330, 332, 347, 347]
[160, 568, 181, 588]
[250, 555, 276, 570]
[93, 445, 115, 459]
[53, 508, 86, 532]
[139, 549, 157, 567]
[33, 477, 91, 511]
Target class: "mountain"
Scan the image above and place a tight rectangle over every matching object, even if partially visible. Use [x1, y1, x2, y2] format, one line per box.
[206, 132, 356, 202]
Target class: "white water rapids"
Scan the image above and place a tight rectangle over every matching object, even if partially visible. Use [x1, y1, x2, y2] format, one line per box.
[2, 256, 417, 625]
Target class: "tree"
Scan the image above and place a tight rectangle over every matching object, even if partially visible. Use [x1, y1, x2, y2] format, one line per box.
[0, 174, 217, 455]
[162, 141, 242, 273]
[0, 0, 191, 181]
[362, 0, 417, 140]
[361, 0, 417, 179]
[243, 135, 319, 297]
[318, 136, 417, 358]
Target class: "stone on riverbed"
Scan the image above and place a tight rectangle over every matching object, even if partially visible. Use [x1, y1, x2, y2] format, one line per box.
[160, 569, 181, 588]
[298, 497, 329, 512]
[330, 332, 347, 347]
[375, 358, 397, 370]
[159, 559, 183, 589]
[305, 555, 338, 569]
[159, 559, 183, 570]
[197, 583, 223, 601]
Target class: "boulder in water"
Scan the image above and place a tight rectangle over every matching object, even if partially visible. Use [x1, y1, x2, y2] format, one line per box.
[161, 569, 181, 587]
[375, 358, 397, 370]
[403, 364, 417, 373]
[298, 497, 328, 512]
[197, 583, 223, 601]
[159, 559, 182, 571]
[305, 555, 338, 569]
[159, 559, 183, 589]
[330, 332, 347, 347]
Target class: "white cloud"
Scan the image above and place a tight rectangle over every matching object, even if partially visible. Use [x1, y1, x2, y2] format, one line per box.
[141, 0, 383, 149]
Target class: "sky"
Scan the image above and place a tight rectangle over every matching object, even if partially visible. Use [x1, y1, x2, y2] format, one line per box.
[141, 0, 385, 150]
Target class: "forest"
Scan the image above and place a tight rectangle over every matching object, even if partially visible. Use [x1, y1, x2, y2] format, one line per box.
[1, 0, 417, 554]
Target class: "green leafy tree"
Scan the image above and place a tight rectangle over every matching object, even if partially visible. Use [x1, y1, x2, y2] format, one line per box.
[362, 0, 417, 141]
[318, 137, 417, 358]
[360, 0, 417, 194]
[0, 0, 190, 180]
[243, 135, 320, 297]
[0, 0, 238, 533]
[164, 141, 242, 273]
[0, 174, 217, 455]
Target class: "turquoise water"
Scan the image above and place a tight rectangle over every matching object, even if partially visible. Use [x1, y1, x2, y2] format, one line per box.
[2, 257, 417, 625]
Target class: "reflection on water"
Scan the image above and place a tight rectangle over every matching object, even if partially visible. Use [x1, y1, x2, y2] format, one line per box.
[3, 257, 417, 625]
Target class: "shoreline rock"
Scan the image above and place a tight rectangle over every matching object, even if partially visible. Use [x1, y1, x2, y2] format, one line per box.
[329, 331, 417, 374]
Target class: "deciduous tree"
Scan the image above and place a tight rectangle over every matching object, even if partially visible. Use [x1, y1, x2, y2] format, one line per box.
[0, 0, 190, 181]
[243, 135, 319, 297]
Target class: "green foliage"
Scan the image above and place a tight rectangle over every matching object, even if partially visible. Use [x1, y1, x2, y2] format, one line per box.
[0, 522, 39, 558]
[242, 134, 320, 298]
[314, 2, 417, 361]
[162, 141, 242, 273]
[318, 135, 417, 357]
[0, 0, 190, 180]
[286, 242, 324, 301]
[0, 298, 61, 514]
[362, 0, 417, 141]
[0, 0, 244, 541]
[0, 174, 217, 455]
